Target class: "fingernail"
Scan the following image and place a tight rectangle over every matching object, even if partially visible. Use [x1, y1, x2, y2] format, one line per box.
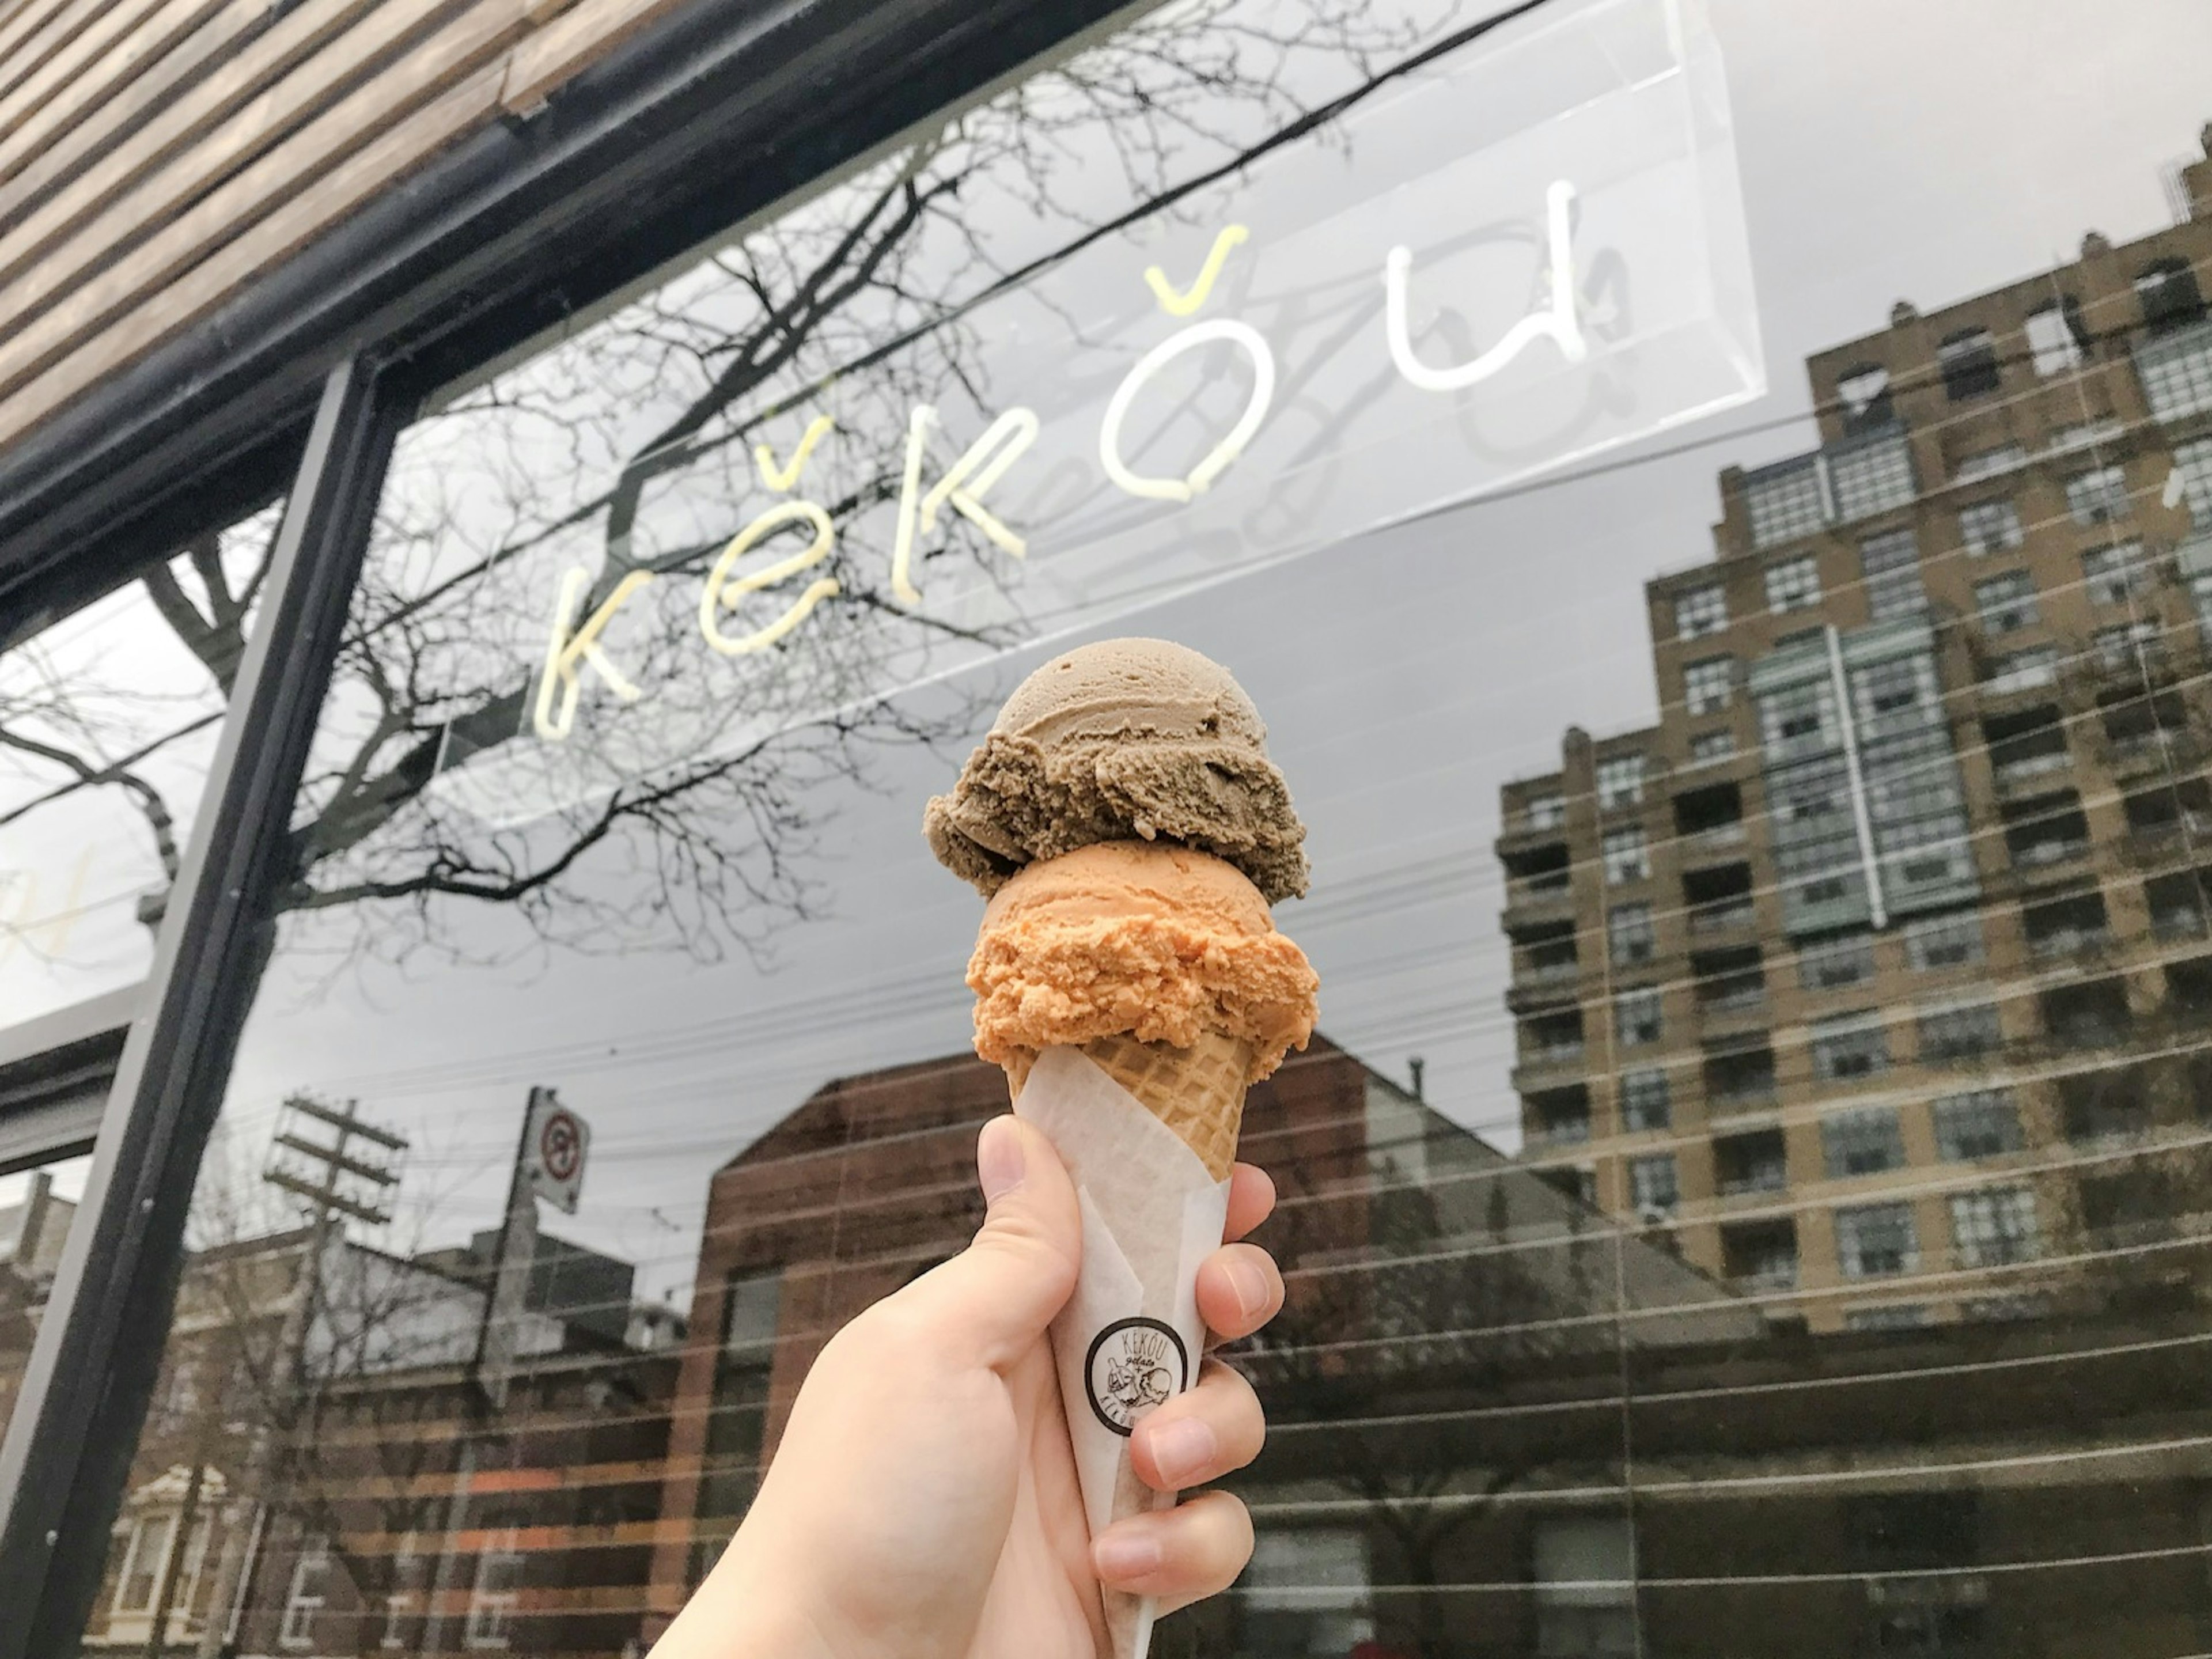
[1094, 1530, 1162, 1582]
[978, 1117, 1025, 1205]
[1226, 1256, 1271, 1320]
[1146, 1415, 1217, 1486]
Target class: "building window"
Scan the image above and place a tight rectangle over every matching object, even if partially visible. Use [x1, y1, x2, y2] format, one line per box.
[1766, 554, 1823, 613]
[1746, 464, 1828, 548]
[1836, 1202, 1921, 1278]
[1603, 827, 1649, 885]
[1824, 1106, 1906, 1178]
[1799, 931, 1876, 990]
[1830, 431, 1917, 521]
[2139, 323, 2212, 421]
[467, 1523, 523, 1648]
[1938, 327, 2002, 400]
[1596, 754, 1646, 810]
[1759, 680, 1837, 752]
[1614, 988, 1663, 1048]
[1533, 1517, 1639, 1659]
[1916, 1001, 2003, 1064]
[1684, 656, 1734, 715]
[1844, 1303, 1930, 1332]
[2025, 300, 2085, 375]
[1859, 529, 1926, 620]
[2082, 540, 2148, 605]
[1957, 499, 2023, 555]
[1524, 793, 1566, 830]
[1933, 1090, 2025, 1161]
[2137, 257, 2207, 335]
[1620, 1070, 1671, 1132]
[1953, 444, 2026, 483]
[1852, 653, 1936, 721]
[1689, 729, 1736, 764]
[1950, 1187, 2041, 1267]
[2095, 621, 2160, 669]
[2173, 437, 2212, 529]
[1811, 1013, 1891, 1081]
[1609, 903, 1657, 967]
[1985, 645, 2060, 691]
[282, 1535, 334, 1650]
[1675, 584, 1728, 639]
[1838, 363, 1894, 429]
[2065, 464, 2131, 526]
[113, 1513, 179, 1618]
[1974, 571, 2040, 634]
[1630, 1154, 1680, 1215]
[382, 1534, 427, 1650]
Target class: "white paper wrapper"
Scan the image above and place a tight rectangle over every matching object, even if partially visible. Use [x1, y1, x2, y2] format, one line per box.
[1014, 1046, 1233, 1659]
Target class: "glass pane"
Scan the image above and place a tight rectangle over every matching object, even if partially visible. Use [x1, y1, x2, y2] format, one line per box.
[63, 2, 2212, 1656]
[1, 505, 285, 1033]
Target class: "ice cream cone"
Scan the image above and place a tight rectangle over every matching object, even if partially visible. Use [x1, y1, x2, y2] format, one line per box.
[1002, 1028, 1254, 1181]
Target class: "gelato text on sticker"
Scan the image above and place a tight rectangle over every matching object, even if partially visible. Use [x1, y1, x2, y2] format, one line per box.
[1085, 1317, 1190, 1437]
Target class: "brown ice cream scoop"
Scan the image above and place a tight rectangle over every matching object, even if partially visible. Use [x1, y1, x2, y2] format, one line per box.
[924, 639, 1309, 903]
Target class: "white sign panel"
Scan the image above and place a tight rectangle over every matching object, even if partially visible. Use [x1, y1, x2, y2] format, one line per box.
[525, 1094, 590, 1215]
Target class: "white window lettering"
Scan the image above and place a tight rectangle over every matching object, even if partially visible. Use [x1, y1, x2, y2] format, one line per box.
[1384, 179, 1587, 392]
[1143, 224, 1248, 317]
[890, 406, 1041, 605]
[533, 567, 655, 740]
[699, 500, 841, 656]
[753, 412, 835, 493]
[1098, 319, 1277, 504]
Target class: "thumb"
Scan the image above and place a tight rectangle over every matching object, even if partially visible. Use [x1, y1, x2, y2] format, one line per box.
[911, 1115, 1081, 1370]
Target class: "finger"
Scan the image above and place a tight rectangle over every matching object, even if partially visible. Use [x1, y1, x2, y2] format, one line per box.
[1224, 1162, 1275, 1242]
[1130, 1359, 1265, 1493]
[1196, 1241, 1282, 1343]
[903, 1116, 1080, 1369]
[1092, 1491, 1255, 1613]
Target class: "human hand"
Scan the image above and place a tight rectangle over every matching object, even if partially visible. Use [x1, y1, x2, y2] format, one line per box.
[650, 1113, 1285, 1659]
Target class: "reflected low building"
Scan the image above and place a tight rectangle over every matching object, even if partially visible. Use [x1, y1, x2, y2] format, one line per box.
[1500, 120, 2212, 1336]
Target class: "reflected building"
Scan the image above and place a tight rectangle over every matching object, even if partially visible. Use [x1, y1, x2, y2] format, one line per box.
[1501, 121, 2212, 1334]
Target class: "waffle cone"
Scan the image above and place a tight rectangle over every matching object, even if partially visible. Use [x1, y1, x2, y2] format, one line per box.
[1002, 1027, 1252, 1181]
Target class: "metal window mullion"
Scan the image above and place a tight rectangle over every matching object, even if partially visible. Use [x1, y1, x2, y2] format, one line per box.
[0, 355, 403, 1659]
[1823, 624, 1888, 930]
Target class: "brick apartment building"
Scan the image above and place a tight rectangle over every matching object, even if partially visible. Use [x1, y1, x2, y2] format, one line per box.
[1499, 124, 2212, 1331]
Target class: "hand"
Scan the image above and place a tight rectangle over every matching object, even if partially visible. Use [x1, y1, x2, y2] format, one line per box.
[651, 1113, 1285, 1659]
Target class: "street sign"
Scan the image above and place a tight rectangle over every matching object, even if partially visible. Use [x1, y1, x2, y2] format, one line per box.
[524, 1090, 589, 1214]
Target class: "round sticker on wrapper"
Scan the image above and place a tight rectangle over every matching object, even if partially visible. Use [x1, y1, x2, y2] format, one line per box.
[1084, 1317, 1190, 1437]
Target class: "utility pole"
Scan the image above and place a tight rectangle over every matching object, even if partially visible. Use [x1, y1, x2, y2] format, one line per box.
[184, 1097, 404, 1659]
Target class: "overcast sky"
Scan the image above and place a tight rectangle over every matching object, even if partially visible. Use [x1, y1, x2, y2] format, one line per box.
[9, 0, 2212, 1317]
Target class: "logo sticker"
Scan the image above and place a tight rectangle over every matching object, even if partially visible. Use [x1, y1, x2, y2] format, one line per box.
[1084, 1317, 1190, 1437]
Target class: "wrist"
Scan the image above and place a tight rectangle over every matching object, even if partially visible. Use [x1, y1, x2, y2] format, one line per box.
[652, 1535, 845, 1659]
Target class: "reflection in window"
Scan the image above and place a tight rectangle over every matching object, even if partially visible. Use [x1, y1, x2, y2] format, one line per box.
[1243, 1528, 1372, 1655]
[1675, 583, 1728, 639]
[1532, 1516, 1638, 1659]
[466, 1520, 522, 1649]
[1957, 498, 2023, 554]
[1932, 1089, 2025, 1161]
[1950, 1186, 2040, 1267]
[280, 1534, 331, 1650]
[1836, 1202, 1921, 1278]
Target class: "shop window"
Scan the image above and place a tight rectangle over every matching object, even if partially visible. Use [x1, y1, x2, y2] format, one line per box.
[1949, 1187, 2040, 1267]
[1858, 528, 1926, 620]
[1823, 1107, 1905, 1178]
[1603, 827, 1650, 885]
[2136, 257, 2207, 335]
[2065, 464, 2132, 525]
[1596, 753, 1646, 809]
[381, 1533, 426, 1652]
[2025, 299, 2086, 375]
[1684, 655, 1735, 715]
[1675, 583, 1729, 639]
[1938, 327, 2002, 400]
[1810, 1013, 1891, 1081]
[1937, 1092, 2026, 1159]
[1835, 1203, 1920, 1278]
[1619, 1070, 1671, 1133]
[1974, 570, 2039, 634]
[2082, 540, 2148, 604]
[1608, 903, 1656, 967]
[1765, 554, 1823, 613]
[1957, 498, 2022, 555]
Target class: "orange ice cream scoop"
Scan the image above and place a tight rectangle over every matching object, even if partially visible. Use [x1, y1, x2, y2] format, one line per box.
[967, 840, 1318, 1088]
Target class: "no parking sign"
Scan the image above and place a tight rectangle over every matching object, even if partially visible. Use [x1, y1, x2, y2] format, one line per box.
[525, 1090, 590, 1214]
